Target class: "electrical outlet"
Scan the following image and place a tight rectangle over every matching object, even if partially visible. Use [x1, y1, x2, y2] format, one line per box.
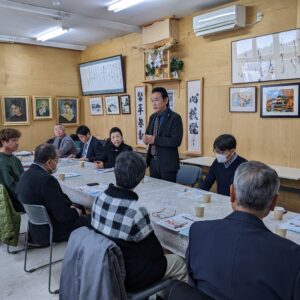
[256, 11, 264, 22]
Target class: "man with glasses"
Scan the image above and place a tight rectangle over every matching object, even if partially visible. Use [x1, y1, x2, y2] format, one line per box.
[200, 134, 247, 196]
[17, 143, 90, 246]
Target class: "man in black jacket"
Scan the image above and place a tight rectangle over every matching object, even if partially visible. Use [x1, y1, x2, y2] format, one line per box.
[143, 87, 183, 182]
[17, 143, 90, 245]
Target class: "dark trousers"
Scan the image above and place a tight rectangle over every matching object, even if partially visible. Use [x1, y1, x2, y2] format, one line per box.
[149, 157, 177, 183]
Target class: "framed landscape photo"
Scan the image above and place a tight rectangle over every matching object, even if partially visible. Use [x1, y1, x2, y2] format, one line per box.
[57, 97, 80, 125]
[229, 87, 256, 112]
[105, 95, 120, 115]
[89, 97, 103, 115]
[1, 96, 30, 125]
[33, 96, 52, 120]
[120, 95, 131, 114]
[260, 83, 300, 118]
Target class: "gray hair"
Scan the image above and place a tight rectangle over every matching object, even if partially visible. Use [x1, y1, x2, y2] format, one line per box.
[34, 143, 57, 164]
[233, 161, 280, 211]
[115, 151, 146, 189]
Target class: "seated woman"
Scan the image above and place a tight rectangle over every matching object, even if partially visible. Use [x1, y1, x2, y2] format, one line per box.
[94, 127, 132, 169]
[91, 151, 187, 292]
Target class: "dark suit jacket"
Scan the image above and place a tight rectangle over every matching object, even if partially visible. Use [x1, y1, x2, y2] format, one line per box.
[17, 164, 88, 245]
[145, 109, 183, 172]
[77, 136, 105, 162]
[187, 211, 300, 300]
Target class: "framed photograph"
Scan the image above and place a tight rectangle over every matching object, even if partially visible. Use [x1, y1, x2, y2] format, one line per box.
[260, 83, 300, 118]
[187, 79, 203, 155]
[1, 96, 30, 125]
[89, 97, 103, 115]
[120, 95, 131, 114]
[105, 95, 120, 115]
[57, 97, 80, 125]
[229, 87, 256, 112]
[232, 29, 300, 84]
[167, 90, 175, 111]
[32, 96, 52, 120]
[135, 86, 147, 147]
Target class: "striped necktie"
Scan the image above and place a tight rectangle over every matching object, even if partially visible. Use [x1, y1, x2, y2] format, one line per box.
[150, 113, 161, 156]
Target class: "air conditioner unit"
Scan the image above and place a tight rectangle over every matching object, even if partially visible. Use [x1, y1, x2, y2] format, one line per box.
[193, 5, 246, 37]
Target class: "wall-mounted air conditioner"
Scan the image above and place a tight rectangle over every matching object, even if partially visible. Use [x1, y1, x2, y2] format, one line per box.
[193, 5, 246, 37]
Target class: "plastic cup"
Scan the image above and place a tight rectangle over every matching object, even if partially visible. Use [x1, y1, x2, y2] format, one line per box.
[79, 161, 85, 168]
[202, 194, 211, 203]
[274, 206, 284, 220]
[275, 225, 287, 238]
[195, 205, 205, 218]
[59, 173, 65, 181]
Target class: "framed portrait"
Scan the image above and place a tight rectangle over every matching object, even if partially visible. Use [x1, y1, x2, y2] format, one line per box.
[105, 96, 120, 115]
[1, 96, 30, 125]
[260, 83, 300, 118]
[229, 87, 256, 112]
[32, 96, 53, 120]
[89, 97, 103, 115]
[187, 79, 203, 155]
[120, 95, 131, 114]
[135, 86, 147, 147]
[167, 90, 175, 111]
[57, 97, 80, 125]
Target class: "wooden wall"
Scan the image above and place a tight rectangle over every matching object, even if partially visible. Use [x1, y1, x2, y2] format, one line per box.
[0, 44, 81, 150]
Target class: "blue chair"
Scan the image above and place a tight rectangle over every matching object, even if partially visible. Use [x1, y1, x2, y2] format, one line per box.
[176, 164, 202, 187]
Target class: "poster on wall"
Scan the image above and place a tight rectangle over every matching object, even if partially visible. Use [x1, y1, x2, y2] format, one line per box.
[167, 90, 175, 111]
[135, 86, 146, 147]
[187, 79, 203, 154]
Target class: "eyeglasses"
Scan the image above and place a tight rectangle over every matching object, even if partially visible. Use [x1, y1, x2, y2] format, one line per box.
[152, 208, 176, 219]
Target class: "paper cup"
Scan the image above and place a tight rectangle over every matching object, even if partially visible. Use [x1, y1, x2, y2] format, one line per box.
[195, 205, 205, 218]
[202, 194, 211, 203]
[275, 225, 287, 238]
[79, 161, 85, 168]
[59, 173, 65, 181]
[274, 206, 284, 220]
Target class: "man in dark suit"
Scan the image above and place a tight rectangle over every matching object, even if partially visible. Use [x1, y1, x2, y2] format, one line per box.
[17, 143, 90, 245]
[187, 161, 300, 300]
[74, 125, 104, 162]
[142, 87, 183, 182]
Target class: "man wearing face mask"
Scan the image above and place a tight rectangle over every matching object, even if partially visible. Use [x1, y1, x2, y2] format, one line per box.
[200, 134, 247, 196]
[17, 143, 90, 246]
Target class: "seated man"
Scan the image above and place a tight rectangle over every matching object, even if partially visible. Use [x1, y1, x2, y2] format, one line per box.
[92, 151, 187, 292]
[0, 128, 24, 212]
[200, 134, 246, 196]
[187, 161, 300, 300]
[73, 125, 104, 162]
[17, 143, 90, 245]
[52, 124, 77, 158]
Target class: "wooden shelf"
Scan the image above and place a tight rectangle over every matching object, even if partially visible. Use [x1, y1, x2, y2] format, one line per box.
[142, 78, 181, 84]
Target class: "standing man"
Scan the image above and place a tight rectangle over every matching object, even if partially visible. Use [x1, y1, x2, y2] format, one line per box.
[52, 124, 77, 158]
[142, 87, 183, 182]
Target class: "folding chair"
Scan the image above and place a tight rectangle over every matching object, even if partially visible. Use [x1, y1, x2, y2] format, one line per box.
[23, 204, 63, 294]
[176, 164, 202, 187]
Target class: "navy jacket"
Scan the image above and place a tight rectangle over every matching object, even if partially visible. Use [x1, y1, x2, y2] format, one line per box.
[187, 211, 300, 300]
[77, 136, 105, 162]
[145, 109, 183, 172]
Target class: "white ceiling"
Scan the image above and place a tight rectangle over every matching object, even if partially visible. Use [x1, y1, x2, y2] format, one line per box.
[0, 0, 232, 50]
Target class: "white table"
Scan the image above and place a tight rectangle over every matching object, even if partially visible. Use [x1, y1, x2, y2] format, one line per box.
[55, 161, 300, 257]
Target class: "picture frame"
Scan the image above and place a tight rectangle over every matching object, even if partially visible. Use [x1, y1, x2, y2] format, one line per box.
[1, 96, 30, 125]
[187, 79, 203, 155]
[32, 96, 53, 120]
[260, 83, 300, 118]
[229, 87, 256, 112]
[57, 97, 80, 125]
[89, 97, 103, 115]
[167, 90, 175, 111]
[232, 29, 300, 84]
[120, 95, 131, 114]
[105, 95, 120, 115]
[135, 86, 147, 147]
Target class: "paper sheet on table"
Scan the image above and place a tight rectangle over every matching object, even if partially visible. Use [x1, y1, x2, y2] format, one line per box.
[95, 168, 114, 174]
[173, 187, 208, 200]
[14, 151, 32, 156]
[283, 215, 300, 233]
[156, 213, 199, 232]
[75, 183, 108, 197]
[59, 158, 76, 164]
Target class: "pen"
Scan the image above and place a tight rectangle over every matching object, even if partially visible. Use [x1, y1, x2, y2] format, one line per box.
[182, 216, 195, 222]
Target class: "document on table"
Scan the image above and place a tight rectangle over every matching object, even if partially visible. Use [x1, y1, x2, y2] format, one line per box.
[95, 168, 114, 174]
[173, 187, 209, 200]
[75, 183, 108, 197]
[283, 215, 300, 233]
[156, 213, 200, 232]
[14, 151, 32, 156]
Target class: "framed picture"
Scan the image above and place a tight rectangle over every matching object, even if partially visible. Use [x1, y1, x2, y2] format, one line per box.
[167, 90, 175, 111]
[135, 86, 147, 147]
[232, 29, 300, 84]
[89, 97, 103, 115]
[120, 95, 131, 114]
[1, 96, 30, 125]
[105, 95, 120, 115]
[229, 87, 256, 112]
[187, 79, 203, 154]
[32, 96, 53, 120]
[260, 83, 300, 118]
[57, 97, 80, 125]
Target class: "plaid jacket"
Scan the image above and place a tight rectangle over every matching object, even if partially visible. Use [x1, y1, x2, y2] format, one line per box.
[92, 184, 153, 242]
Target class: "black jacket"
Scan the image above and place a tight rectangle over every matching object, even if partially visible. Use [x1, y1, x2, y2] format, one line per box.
[77, 136, 105, 162]
[146, 109, 183, 172]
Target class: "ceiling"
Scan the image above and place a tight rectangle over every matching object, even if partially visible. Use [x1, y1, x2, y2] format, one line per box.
[0, 0, 231, 50]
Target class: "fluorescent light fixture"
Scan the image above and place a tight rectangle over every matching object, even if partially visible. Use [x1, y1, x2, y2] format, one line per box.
[108, 0, 145, 12]
[36, 27, 69, 42]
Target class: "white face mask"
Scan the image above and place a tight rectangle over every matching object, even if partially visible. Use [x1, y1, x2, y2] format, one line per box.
[216, 153, 228, 163]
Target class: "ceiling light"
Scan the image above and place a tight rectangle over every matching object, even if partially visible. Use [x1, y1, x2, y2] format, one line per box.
[108, 0, 145, 12]
[36, 27, 69, 42]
